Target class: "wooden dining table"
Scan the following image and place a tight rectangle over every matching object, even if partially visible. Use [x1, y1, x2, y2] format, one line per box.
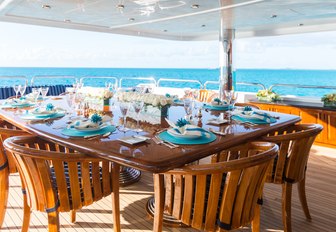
[0, 97, 301, 231]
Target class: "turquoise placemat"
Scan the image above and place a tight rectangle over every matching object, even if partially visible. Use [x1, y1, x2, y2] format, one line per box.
[232, 115, 276, 124]
[20, 112, 65, 120]
[0, 103, 35, 109]
[158, 131, 216, 145]
[203, 104, 233, 111]
[61, 125, 116, 137]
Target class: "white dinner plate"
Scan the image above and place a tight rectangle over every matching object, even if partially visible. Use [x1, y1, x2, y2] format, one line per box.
[167, 128, 202, 139]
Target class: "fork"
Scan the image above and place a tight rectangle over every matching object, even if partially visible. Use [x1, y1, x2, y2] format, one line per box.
[152, 136, 178, 149]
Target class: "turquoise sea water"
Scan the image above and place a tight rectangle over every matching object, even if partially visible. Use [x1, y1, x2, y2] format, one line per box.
[0, 67, 336, 97]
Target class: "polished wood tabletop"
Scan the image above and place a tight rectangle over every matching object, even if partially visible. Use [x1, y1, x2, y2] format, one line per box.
[0, 98, 301, 173]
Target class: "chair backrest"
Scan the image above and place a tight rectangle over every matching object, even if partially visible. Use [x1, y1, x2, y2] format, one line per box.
[4, 135, 113, 213]
[158, 141, 278, 231]
[262, 124, 323, 184]
[0, 121, 28, 173]
[198, 89, 218, 103]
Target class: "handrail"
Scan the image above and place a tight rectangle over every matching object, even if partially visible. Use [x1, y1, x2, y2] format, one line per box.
[203, 80, 266, 90]
[119, 77, 156, 88]
[0, 76, 29, 86]
[270, 83, 336, 91]
[31, 75, 76, 85]
[203, 80, 219, 89]
[81, 76, 118, 88]
[157, 78, 203, 89]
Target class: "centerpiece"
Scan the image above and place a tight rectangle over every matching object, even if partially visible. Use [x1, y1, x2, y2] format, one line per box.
[256, 88, 281, 102]
[78, 87, 114, 112]
[321, 93, 336, 108]
[117, 91, 173, 124]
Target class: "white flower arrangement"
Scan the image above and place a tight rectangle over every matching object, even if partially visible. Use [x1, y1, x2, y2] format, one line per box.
[117, 91, 173, 107]
[78, 87, 113, 100]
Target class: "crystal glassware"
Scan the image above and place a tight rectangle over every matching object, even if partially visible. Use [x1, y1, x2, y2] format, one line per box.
[119, 102, 130, 132]
[132, 101, 144, 133]
[41, 87, 49, 99]
[31, 88, 41, 105]
[19, 84, 26, 98]
[183, 98, 193, 120]
[13, 84, 20, 99]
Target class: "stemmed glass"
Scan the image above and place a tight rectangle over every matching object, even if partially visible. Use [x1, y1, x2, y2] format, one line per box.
[31, 88, 41, 105]
[132, 101, 144, 133]
[224, 90, 238, 122]
[183, 98, 193, 120]
[13, 84, 20, 99]
[19, 84, 26, 98]
[119, 102, 130, 132]
[41, 87, 49, 99]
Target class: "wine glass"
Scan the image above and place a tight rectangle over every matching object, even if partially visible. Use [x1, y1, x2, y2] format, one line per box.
[41, 87, 49, 99]
[183, 98, 193, 120]
[119, 102, 130, 132]
[13, 84, 20, 99]
[132, 101, 144, 133]
[19, 84, 26, 98]
[31, 88, 41, 105]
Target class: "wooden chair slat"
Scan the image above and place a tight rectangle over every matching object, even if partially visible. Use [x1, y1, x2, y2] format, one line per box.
[91, 162, 103, 201]
[164, 174, 173, 215]
[172, 175, 183, 219]
[68, 162, 82, 210]
[181, 175, 194, 225]
[102, 161, 111, 197]
[204, 173, 222, 231]
[52, 160, 70, 212]
[81, 162, 93, 206]
[191, 175, 206, 230]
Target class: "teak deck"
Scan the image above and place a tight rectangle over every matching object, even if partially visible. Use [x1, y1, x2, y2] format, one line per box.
[1, 145, 336, 232]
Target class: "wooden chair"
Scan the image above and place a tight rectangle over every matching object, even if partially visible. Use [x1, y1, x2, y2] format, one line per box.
[152, 141, 278, 232]
[198, 89, 218, 103]
[0, 121, 28, 227]
[3, 135, 120, 232]
[261, 124, 323, 232]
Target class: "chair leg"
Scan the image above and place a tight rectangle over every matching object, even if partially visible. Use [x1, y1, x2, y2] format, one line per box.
[111, 163, 121, 232]
[282, 182, 293, 232]
[47, 211, 60, 232]
[22, 193, 31, 232]
[153, 174, 164, 232]
[0, 168, 9, 228]
[251, 204, 260, 232]
[70, 210, 76, 223]
[297, 177, 312, 220]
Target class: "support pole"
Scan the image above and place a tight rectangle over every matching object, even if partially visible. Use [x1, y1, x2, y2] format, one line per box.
[219, 22, 235, 100]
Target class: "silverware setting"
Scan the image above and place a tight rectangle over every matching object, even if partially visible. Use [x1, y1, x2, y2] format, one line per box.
[152, 136, 179, 149]
[84, 132, 112, 140]
[208, 128, 226, 136]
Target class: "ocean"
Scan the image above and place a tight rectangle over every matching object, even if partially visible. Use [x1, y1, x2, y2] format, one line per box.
[0, 67, 336, 98]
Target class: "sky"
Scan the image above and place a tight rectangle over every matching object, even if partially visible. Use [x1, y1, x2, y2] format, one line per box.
[1, 21, 336, 69]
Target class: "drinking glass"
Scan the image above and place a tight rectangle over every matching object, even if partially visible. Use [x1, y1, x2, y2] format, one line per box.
[31, 88, 41, 104]
[119, 102, 130, 132]
[41, 87, 49, 99]
[183, 98, 193, 120]
[19, 84, 26, 97]
[132, 101, 144, 133]
[13, 84, 20, 99]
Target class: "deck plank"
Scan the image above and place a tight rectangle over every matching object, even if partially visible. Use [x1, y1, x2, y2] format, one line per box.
[1, 145, 336, 232]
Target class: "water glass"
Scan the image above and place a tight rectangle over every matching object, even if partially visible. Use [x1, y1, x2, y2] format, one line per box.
[19, 84, 26, 97]
[183, 98, 193, 118]
[31, 88, 41, 103]
[132, 101, 144, 133]
[13, 84, 20, 99]
[119, 102, 130, 132]
[41, 87, 49, 99]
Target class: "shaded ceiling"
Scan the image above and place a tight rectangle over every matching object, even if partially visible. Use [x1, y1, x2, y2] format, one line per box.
[1, 0, 336, 40]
